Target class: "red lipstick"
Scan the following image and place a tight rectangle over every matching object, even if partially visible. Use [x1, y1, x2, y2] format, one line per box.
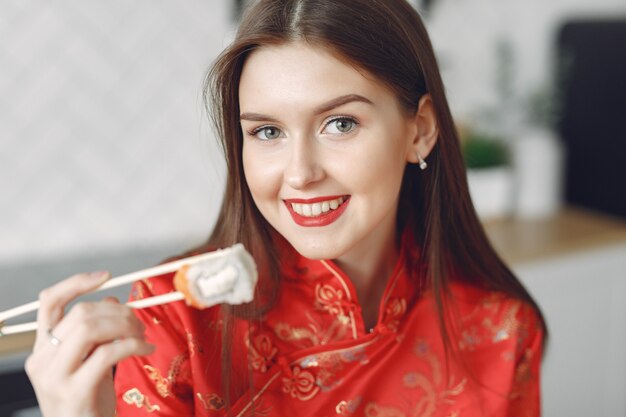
[284, 196, 350, 227]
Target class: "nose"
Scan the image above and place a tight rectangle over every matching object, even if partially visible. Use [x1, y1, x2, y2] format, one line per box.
[283, 137, 324, 189]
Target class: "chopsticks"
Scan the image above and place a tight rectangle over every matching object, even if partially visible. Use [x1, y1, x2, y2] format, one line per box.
[0, 249, 227, 337]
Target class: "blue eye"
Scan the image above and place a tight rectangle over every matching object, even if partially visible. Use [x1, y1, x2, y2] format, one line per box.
[324, 117, 358, 134]
[252, 126, 282, 140]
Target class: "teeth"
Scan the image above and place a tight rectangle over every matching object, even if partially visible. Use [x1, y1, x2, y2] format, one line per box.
[291, 197, 345, 217]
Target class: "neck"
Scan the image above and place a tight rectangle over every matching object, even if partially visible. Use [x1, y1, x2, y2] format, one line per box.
[333, 228, 399, 308]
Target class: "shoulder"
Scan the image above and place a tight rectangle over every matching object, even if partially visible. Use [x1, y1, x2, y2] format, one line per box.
[443, 283, 543, 412]
[447, 282, 543, 357]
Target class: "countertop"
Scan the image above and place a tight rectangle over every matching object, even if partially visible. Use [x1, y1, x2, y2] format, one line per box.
[484, 206, 626, 265]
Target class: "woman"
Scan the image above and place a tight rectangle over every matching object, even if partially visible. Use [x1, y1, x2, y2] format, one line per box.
[26, 0, 545, 416]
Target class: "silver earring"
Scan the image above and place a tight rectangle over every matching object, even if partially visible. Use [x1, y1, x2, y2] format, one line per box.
[416, 152, 427, 170]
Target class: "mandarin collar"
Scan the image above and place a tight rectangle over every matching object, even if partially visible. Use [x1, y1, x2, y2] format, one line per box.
[274, 227, 423, 339]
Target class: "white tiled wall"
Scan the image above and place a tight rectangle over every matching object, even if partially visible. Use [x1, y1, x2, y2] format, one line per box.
[426, 0, 626, 125]
[0, 1, 233, 264]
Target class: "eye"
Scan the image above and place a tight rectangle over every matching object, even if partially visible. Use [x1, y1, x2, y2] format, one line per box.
[251, 126, 283, 140]
[323, 117, 358, 135]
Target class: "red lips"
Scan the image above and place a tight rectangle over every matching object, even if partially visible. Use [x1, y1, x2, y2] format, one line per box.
[283, 196, 350, 227]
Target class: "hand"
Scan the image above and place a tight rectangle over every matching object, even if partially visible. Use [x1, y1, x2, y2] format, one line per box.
[25, 272, 155, 417]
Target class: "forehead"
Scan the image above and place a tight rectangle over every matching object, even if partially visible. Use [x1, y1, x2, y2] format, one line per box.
[238, 42, 390, 110]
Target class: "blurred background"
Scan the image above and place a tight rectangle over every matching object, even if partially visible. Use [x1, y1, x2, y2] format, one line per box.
[0, 0, 625, 416]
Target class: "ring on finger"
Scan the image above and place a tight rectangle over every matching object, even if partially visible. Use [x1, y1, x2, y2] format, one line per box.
[46, 327, 62, 346]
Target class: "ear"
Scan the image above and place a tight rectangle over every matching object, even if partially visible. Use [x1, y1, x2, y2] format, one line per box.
[406, 94, 439, 163]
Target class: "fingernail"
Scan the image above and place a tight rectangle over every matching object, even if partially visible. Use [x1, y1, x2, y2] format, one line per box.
[89, 271, 110, 280]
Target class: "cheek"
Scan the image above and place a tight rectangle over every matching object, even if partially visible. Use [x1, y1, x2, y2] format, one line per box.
[242, 145, 283, 203]
[353, 158, 405, 202]
[342, 133, 408, 192]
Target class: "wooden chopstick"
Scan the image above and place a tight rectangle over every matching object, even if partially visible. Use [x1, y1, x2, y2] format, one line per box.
[0, 248, 233, 326]
[0, 291, 188, 336]
[0, 322, 38, 336]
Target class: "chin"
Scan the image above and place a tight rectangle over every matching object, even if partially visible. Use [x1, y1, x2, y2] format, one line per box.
[288, 239, 346, 261]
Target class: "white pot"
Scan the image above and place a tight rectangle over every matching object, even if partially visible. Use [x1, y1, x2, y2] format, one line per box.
[467, 167, 514, 221]
[511, 128, 563, 219]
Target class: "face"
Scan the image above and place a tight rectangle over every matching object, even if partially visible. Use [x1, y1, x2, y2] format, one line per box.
[239, 43, 418, 262]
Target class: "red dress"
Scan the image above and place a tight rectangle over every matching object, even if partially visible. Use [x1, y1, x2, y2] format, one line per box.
[114, 238, 542, 417]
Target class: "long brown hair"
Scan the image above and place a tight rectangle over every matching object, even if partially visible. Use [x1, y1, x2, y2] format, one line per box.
[201, 0, 546, 404]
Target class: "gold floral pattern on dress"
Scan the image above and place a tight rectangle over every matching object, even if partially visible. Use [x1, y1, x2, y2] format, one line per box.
[364, 402, 406, 417]
[406, 339, 468, 415]
[281, 365, 320, 401]
[401, 372, 466, 417]
[246, 332, 278, 373]
[402, 372, 437, 415]
[274, 322, 319, 347]
[298, 345, 370, 391]
[300, 347, 368, 391]
[315, 283, 349, 316]
[141, 279, 155, 292]
[413, 339, 442, 385]
[143, 365, 171, 398]
[299, 355, 332, 388]
[384, 298, 407, 332]
[316, 367, 343, 391]
[462, 294, 529, 349]
[197, 392, 225, 410]
[458, 325, 482, 351]
[482, 300, 523, 344]
[122, 388, 160, 413]
[131, 284, 148, 301]
[508, 345, 540, 417]
[186, 329, 203, 357]
[509, 347, 534, 400]
[441, 378, 467, 402]
[143, 354, 187, 398]
[311, 347, 369, 370]
[238, 397, 274, 417]
[170, 353, 186, 375]
[336, 396, 363, 416]
[273, 311, 349, 348]
[461, 292, 501, 322]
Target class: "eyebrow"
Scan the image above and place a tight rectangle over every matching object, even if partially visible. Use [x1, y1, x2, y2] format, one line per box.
[239, 94, 374, 122]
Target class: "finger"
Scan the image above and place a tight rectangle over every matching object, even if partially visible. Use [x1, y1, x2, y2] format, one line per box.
[35, 272, 110, 351]
[49, 302, 145, 374]
[53, 299, 137, 338]
[74, 337, 155, 392]
[36, 272, 110, 329]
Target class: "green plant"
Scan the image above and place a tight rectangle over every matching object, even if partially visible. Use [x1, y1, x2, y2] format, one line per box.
[462, 133, 510, 169]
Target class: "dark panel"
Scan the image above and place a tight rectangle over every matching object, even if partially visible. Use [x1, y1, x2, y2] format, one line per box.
[557, 19, 626, 218]
[0, 370, 38, 416]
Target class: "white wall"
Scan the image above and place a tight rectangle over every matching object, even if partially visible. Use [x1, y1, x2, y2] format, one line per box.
[425, 0, 626, 126]
[515, 243, 626, 416]
[0, 1, 233, 265]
